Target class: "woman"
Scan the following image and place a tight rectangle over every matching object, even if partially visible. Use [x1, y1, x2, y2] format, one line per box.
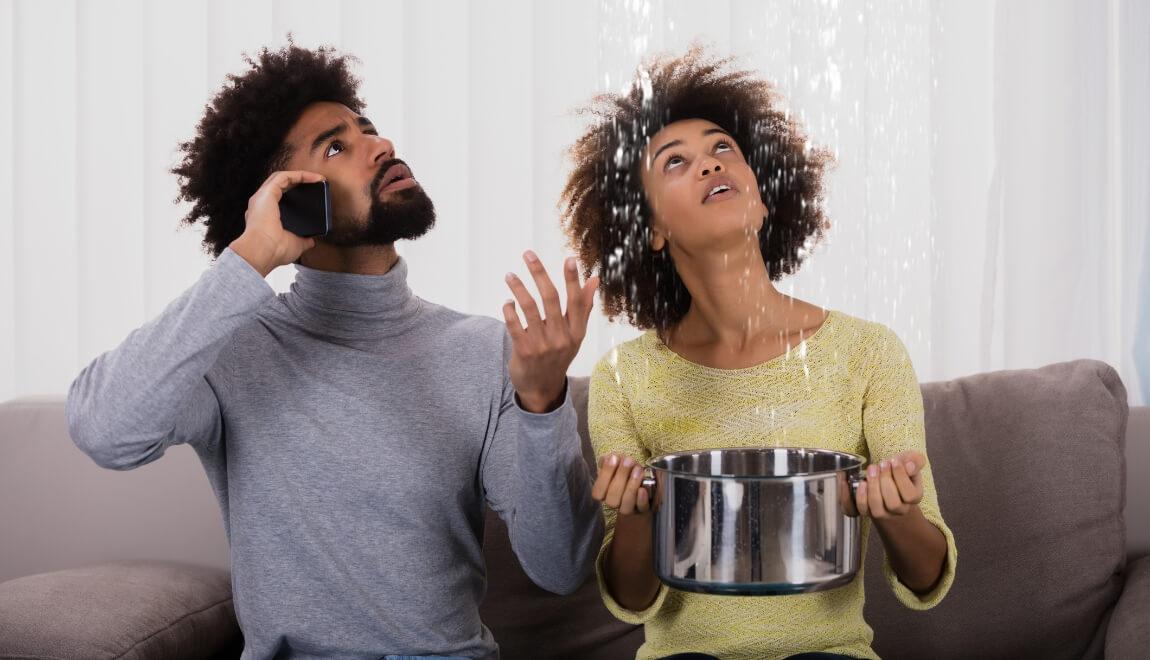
[559, 48, 957, 660]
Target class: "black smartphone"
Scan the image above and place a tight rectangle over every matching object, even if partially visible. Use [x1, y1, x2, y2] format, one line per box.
[279, 180, 331, 237]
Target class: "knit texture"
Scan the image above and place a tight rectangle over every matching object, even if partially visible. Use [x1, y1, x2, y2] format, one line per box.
[589, 310, 957, 660]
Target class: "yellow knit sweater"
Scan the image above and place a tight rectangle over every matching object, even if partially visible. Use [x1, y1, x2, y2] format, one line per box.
[589, 310, 957, 660]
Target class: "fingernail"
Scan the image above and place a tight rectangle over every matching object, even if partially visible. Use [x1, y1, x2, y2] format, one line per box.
[906, 462, 916, 475]
[890, 457, 901, 468]
[631, 466, 642, 478]
[566, 257, 576, 270]
[505, 272, 516, 282]
[524, 250, 538, 262]
[622, 457, 634, 468]
[880, 460, 890, 471]
[868, 465, 878, 478]
[607, 455, 617, 466]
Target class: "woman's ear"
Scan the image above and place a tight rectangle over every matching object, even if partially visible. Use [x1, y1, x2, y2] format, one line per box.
[650, 229, 667, 252]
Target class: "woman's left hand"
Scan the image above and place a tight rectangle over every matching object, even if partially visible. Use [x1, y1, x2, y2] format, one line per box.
[856, 450, 926, 519]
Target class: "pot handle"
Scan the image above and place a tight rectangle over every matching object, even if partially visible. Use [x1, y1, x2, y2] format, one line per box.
[641, 469, 657, 504]
[844, 469, 867, 518]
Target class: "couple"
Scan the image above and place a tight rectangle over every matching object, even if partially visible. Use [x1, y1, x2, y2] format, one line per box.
[68, 44, 955, 660]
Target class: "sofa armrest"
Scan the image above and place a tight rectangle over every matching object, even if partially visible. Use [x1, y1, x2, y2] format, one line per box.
[1106, 554, 1150, 659]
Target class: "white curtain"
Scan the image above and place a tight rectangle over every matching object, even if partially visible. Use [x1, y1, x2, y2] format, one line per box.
[1, 0, 1147, 404]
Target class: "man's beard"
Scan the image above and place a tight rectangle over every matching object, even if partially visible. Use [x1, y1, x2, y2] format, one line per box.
[324, 171, 436, 247]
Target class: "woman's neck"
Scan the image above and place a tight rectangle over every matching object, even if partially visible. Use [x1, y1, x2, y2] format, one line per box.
[666, 241, 820, 353]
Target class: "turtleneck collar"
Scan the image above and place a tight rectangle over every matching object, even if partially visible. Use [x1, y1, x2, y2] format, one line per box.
[282, 256, 423, 339]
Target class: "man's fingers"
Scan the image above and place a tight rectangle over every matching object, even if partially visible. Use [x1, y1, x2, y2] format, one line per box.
[563, 257, 582, 318]
[265, 170, 324, 199]
[569, 274, 598, 340]
[501, 300, 526, 340]
[505, 273, 543, 326]
[523, 251, 563, 325]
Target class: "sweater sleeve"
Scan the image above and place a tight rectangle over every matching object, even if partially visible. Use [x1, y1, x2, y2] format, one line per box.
[588, 350, 670, 624]
[480, 330, 603, 596]
[861, 323, 958, 610]
[66, 248, 274, 470]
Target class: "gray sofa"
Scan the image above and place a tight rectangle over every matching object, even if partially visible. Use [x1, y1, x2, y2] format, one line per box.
[1, 359, 1147, 659]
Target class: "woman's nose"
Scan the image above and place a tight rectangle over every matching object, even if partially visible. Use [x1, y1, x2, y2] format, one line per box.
[701, 162, 723, 176]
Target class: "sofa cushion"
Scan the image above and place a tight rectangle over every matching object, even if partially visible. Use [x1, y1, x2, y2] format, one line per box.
[864, 359, 1128, 660]
[0, 561, 240, 659]
[480, 376, 643, 659]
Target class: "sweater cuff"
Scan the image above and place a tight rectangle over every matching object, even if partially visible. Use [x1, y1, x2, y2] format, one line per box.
[513, 377, 574, 421]
[595, 528, 670, 625]
[883, 511, 958, 610]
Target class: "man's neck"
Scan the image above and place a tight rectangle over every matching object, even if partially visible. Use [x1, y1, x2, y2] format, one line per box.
[298, 243, 400, 275]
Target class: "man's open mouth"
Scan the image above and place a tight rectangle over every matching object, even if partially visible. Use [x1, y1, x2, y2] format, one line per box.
[378, 163, 418, 195]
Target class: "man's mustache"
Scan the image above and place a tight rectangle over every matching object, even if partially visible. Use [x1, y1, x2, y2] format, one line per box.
[370, 158, 409, 198]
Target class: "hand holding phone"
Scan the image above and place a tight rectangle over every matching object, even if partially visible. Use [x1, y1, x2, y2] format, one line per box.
[229, 170, 326, 277]
[279, 180, 331, 238]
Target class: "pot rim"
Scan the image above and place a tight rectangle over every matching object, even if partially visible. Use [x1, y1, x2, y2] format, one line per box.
[645, 445, 866, 480]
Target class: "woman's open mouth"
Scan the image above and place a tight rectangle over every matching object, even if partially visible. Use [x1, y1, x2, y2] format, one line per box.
[701, 176, 738, 204]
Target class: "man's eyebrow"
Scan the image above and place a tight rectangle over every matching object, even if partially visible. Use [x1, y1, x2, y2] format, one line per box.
[308, 118, 379, 155]
[309, 124, 347, 155]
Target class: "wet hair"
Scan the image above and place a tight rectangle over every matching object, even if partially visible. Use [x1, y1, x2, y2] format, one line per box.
[560, 47, 834, 331]
[173, 41, 364, 257]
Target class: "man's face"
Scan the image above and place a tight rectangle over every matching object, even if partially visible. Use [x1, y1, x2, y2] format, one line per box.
[280, 101, 435, 246]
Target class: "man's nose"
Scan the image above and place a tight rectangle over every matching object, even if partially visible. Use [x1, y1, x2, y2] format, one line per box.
[369, 135, 396, 164]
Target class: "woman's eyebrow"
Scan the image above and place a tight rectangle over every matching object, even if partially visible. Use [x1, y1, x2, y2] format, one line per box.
[703, 127, 734, 140]
[651, 128, 736, 164]
[651, 139, 683, 164]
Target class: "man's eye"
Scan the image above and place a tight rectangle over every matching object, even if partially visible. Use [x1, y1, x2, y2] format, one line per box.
[326, 141, 345, 158]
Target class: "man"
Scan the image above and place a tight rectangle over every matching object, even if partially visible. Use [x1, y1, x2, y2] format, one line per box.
[67, 43, 601, 659]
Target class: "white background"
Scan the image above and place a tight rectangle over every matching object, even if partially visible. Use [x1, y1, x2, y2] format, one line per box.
[1, 0, 1147, 404]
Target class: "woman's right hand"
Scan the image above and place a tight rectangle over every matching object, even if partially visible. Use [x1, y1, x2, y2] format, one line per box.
[592, 453, 650, 515]
[230, 170, 325, 277]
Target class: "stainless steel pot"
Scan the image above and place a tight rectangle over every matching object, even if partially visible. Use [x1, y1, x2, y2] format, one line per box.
[643, 447, 866, 596]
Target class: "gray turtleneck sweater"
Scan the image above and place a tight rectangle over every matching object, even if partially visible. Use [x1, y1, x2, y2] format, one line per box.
[66, 248, 602, 660]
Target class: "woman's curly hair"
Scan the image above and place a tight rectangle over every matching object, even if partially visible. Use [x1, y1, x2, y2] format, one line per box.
[560, 47, 834, 331]
[173, 42, 363, 257]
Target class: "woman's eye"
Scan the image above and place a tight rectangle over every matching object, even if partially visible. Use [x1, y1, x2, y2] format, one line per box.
[326, 141, 345, 158]
[665, 155, 684, 171]
[715, 141, 732, 153]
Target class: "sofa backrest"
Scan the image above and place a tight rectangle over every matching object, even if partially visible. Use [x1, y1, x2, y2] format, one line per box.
[2, 359, 1142, 660]
[862, 359, 1128, 660]
[0, 397, 229, 584]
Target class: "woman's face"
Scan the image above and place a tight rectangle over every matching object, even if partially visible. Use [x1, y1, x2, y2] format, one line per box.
[639, 118, 767, 255]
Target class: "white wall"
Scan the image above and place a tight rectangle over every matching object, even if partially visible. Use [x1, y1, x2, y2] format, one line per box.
[1, 0, 1147, 403]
